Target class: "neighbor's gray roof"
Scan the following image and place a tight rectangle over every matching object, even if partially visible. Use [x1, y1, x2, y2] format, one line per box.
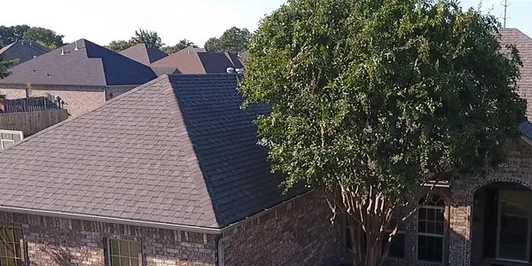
[0, 40, 49, 65]
[0, 74, 287, 229]
[0, 39, 157, 87]
[500, 28, 532, 118]
[120, 43, 167, 65]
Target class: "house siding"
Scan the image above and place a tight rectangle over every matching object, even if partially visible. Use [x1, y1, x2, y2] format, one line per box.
[0, 212, 218, 266]
[0, 85, 139, 118]
[447, 138, 532, 266]
[0, 87, 106, 118]
[379, 138, 532, 266]
[221, 191, 342, 266]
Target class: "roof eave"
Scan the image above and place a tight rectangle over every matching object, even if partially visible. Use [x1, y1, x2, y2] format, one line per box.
[0, 205, 222, 234]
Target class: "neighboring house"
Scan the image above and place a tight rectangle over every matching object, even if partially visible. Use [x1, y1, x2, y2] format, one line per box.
[0, 40, 49, 65]
[0, 39, 158, 117]
[150, 49, 244, 75]
[120, 43, 168, 65]
[0, 74, 341, 266]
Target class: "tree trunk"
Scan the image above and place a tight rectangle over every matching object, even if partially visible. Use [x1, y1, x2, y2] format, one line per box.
[340, 185, 398, 266]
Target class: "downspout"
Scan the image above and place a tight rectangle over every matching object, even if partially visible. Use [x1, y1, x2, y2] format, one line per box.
[217, 235, 225, 266]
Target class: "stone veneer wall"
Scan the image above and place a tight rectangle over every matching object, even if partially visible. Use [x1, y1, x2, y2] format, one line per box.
[221, 191, 342, 266]
[447, 138, 532, 266]
[0, 212, 218, 266]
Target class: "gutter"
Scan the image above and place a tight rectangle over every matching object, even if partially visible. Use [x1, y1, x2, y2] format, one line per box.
[0, 205, 222, 235]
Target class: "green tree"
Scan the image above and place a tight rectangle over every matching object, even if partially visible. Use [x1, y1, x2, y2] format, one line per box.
[204, 27, 252, 53]
[0, 59, 10, 79]
[131, 29, 163, 49]
[0, 25, 30, 47]
[241, 0, 525, 265]
[0, 25, 63, 49]
[23, 27, 64, 49]
[204, 37, 221, 52]
[107, 40, 133, 51]
[162, 39, 197, 54]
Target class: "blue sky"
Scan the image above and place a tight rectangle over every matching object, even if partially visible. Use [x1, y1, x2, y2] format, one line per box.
[1, 0, 530, 47]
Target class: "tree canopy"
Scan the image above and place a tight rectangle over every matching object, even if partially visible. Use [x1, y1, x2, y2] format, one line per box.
[130, 29, 163, 49]
[0, 59, 10, 79]
[204, 27, 252, 54]
[0, 25, 63, 49]
[107, 29, 164, 51]
[162, 39, 198, 54]
[241, 0, 525, 265]
[107, 40, 133, 51]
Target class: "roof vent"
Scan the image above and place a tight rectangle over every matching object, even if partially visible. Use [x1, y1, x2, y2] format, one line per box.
[60, 48, 65, 55]
[235, 68, 245, 75]
[226, 67, 235, 74]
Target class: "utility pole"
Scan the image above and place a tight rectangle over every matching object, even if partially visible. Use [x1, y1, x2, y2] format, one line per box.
[503, 0, 508, 28]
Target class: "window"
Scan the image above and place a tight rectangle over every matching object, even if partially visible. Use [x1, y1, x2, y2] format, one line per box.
[108, 239, 141, 266]
[497, 190, 532, 262]
[0, 226, 24, 266]
[418, 194, 445, 262]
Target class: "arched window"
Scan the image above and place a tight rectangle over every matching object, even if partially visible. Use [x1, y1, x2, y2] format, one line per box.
[418, 194, 445, 262]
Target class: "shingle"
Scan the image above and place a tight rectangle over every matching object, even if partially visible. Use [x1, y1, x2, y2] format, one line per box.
[0, 39, 157, 87]
[150, 51, 244, 75]
[120, 43, 168, 65]
[0, 74, 289, 229]
[0, 40, 49, 65]
[500, 28, 532, 118]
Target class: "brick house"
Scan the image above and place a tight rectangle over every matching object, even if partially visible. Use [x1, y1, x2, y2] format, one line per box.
[0, 39, 158, 117]
[342, 28, 532, 266]
[0, 74, 342, 266]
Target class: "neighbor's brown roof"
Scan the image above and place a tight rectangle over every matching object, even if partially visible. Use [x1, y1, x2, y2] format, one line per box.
[120, 43, 167, 65]
[150, 50, 244, 75]
[0, 74, 288, 229]
[500, 28, 532, 118]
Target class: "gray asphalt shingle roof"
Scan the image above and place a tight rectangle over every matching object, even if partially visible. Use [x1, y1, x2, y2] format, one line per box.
[0, 40, 49, 65]
[0, 74, 287, 229]
[0, 39, 157, 87]
[500, 28, 532, 118]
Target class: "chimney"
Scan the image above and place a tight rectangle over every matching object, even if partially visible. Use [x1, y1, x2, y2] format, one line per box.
[61, 48, 65, 55]
[74, 40, 79, 51]
[226, 67, 235, 74]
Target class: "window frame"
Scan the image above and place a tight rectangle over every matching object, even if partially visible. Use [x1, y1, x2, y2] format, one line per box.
[0, 225, 25, 266]
[107, 239, 142, 266]
[417, 194, 446, 263]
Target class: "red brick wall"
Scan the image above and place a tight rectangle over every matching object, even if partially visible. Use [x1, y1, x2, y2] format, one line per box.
[221, 191, 342, 266]
[0, 212, 218, 266]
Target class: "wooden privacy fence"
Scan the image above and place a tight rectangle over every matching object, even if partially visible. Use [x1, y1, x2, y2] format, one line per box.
[0, 110, 69, 137]
[1, 96, 64, 113]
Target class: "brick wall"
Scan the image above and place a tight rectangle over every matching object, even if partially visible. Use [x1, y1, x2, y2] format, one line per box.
[0, 87, 106, 118]
[0, 212, 218, 266]
[221, 191, 342, 266]
[448, 138, 532, 266]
